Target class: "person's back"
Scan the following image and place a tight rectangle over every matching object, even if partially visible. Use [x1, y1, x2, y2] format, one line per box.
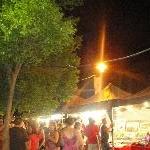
[61, 117, 84, 150]
[28, 120, 42, 150]
[100, 118, 110, 150]
[85, 118, 99, 150]
[101, 124, 109, 143]
[45, 121, 59, 150]
[10, 118, 28, 150]
[85, 124, 99, 144]
[29, 134, 40, 150]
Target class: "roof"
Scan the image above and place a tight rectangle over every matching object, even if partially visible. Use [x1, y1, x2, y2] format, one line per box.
[58, 85, 150, 113]
[86, 83, 131, 103]
[125, 86, 150, 100]
[66, 96, 86, 106]
[62, 83, 131, 110]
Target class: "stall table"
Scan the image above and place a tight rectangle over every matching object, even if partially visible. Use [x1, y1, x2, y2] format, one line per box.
[114, 144, 150, 150]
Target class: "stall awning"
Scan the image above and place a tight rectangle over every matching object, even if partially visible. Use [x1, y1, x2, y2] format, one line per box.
[60, 83, 131, 113]
[87, 83, 131, 102]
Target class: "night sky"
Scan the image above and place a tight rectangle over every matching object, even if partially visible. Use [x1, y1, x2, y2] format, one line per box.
[73, 0, 150, 93]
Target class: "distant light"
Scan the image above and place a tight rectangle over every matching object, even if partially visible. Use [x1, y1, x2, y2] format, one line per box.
[50, 114, 62, 120]
[127, 105, 134, 111]
[143, 101, 149, 108]
[37, 117, 50, 124]
[96, 62, 107, 73]
[80, 110, 106, 125]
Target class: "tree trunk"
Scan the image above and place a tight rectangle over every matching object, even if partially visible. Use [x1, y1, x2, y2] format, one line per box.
[2, 64, 22, 150]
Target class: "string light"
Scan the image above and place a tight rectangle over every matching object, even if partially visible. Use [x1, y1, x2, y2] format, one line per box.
[104, 47, 150, 63]
[80, 47, 150, 81]
[47, 47, 150, 81]
[81, 75, 95, 81]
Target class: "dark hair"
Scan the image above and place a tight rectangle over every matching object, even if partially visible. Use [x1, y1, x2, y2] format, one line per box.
[29, 120, 39, 134]
[65, 117, 75, 126]
[102, 118, 107, 124]
[74, 122, 81, 129]
[13, 118, 23, 125]
[0, 115, 3, 119]
[89, 118, 95, 124]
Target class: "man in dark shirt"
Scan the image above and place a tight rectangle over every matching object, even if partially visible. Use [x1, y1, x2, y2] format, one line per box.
[100, 118, 110, 150]
[10, 118, 29, 150]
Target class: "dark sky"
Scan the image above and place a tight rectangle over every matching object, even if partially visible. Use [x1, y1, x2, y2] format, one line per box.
[73, 0, 150, 93]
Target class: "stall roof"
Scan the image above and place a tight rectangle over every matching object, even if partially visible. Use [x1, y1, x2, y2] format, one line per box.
[66, 96, 86, 106]
[60, 83, 131, 113]
[66, 83, 131, 106]
[126, 86, 150, 100]
[58, 86, 150, 113]
[87, 83, 131, 103]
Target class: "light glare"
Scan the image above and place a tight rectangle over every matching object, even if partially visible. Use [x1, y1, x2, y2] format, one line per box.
[96, 62, 107, 73]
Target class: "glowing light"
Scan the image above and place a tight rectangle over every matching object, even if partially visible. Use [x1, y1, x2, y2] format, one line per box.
[96, 23, 106, 99]
[96, 62, 107, 73]
[37, 117, 50, 125]
[50, 114, 62, 120]
[143, 101, 149, 108]
[126, 105, 134, 112]
[80, 110, 107, 125]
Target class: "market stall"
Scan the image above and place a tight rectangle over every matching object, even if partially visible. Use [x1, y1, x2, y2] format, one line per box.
[113, 87, 150, 149]
[113, 102, 150, 146]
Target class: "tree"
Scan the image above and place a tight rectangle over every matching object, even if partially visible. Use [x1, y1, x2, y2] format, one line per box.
[0, 0, 80, 149]
[15, 51, 80, 116]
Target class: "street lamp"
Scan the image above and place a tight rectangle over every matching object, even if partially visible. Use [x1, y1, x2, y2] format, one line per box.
[96, 62, 107, 73]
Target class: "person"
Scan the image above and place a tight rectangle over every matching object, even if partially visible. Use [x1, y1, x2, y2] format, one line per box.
[75, 121, 85, 139]
[74, 122, 82, 131]
[57, 123, 64, 132]
[39, 123, 46, 150]
[9, 118, 29, 150]
[45, 121, 60, 150]
[84, 118, 99, 150]
[28, 120, 44, 150]
[145, 132, 150, 143]
[100, 118, 110, 150]
[75, 122, 85, 149]
[61, 117, 84, 150]
[0, 116, 4, 149]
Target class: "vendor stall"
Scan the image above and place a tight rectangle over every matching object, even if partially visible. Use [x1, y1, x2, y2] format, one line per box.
[113, 87, 150, 148]
[113, 102, 150, 146]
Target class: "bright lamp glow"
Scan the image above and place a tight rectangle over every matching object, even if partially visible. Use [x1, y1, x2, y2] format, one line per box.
[80, 110, 107, 125]
[127, 105, 134, 112]
[144, 101, 149, 108]
[96, 62, 107, 73]
[37, 117, 50, 125]
[50, 114, 62, 120]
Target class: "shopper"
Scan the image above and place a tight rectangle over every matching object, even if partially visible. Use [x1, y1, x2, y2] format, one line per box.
[29, 120, 44, 150]
[61, 117, 84, 150]
[84, 118, 99, 150]
[9, 118, 29, 150]
[45, 121, 60, 150]
[100, 118, 110, 150]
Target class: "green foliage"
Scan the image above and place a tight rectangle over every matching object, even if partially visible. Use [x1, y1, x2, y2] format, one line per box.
[0, 0, 77, 64]
[14, 51, 80, 116]
[0, 0, 81, 116]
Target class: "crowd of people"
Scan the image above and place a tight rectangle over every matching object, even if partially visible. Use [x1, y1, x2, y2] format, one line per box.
[0, 115, 112, 150]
